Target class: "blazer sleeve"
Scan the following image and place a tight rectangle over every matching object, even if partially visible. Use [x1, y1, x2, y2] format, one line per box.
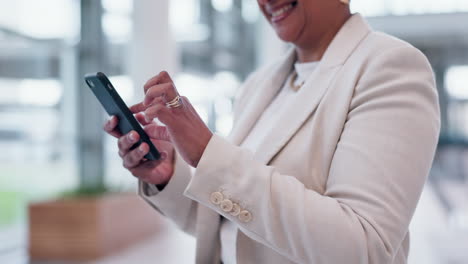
[139, 153, 199, 236]
[137, 70, 262, 236]
[183, 45, 441, 263]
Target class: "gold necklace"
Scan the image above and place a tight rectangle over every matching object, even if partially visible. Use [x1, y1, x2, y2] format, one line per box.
[289, 70, 304, 92]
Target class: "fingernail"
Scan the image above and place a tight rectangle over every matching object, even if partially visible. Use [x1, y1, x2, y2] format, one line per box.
[160, 152, 167, 160]
[139, 145, 145, 152]
[129, 132, 136, 142]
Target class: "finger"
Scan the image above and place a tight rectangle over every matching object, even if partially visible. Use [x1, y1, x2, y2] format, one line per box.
[128, 98, 164, 114]
[122, 143, 149, 169]
[117, 130, 140, 157]
[129, 102, 146, 113]
[144, 96, 165, 107]
[144, 83, 177, 106]
[130, 96, 165, 114]
[144, 71, 175, 93]
[144, 104, 170, 123]
[103, 116, 122, 138]
[135, 112, 154, 126]
[144, 124, 172, 141]
[128, 152, 168, 183]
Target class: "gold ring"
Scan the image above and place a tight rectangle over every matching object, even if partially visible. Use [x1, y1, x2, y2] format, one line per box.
[165, 95, 182, 108]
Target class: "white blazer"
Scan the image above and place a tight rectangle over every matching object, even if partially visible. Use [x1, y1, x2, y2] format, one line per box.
[139, 14, 440, 264]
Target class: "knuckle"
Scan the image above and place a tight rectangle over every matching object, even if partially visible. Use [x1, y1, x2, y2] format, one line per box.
[149, 105, 163, 115]
[120, 136, 131, 149]
[144, 111, 153, 120]
[134, 148, 145, 162]
[127, 153, 137, 166]
[144, 88, 153, 99]
[124, 152, 139, 168]
[148, 85, 157, 93]
[126, 135, 133, 145]
[165, 83, 174, 90]
[155, 105, 164, 113]
[137, 146, 146, 158]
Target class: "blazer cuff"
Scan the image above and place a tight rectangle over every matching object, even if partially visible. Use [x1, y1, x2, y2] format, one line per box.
[139, 152, 192, 209]
[184, 134, 256, 225]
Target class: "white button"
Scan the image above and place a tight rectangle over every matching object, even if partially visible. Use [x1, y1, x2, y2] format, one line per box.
[229, 203, 241, 216]
[210, 192, 223, 205]
[220, 199, 233, 212]
[238, 210, 252, 223]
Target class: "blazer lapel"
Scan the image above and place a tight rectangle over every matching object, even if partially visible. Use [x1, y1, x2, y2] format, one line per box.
[229, 49, 296, 145]
[253, 14, 372, 164]
[252, 64, 341, 164]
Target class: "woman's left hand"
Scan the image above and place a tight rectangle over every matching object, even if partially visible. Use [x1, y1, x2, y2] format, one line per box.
[130, 71, 213, 168]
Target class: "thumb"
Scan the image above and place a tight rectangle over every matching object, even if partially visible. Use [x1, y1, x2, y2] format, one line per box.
[144, 124, 171, 142]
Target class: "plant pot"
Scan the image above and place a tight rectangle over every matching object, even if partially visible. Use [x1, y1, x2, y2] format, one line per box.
[28, 193, 162, 261]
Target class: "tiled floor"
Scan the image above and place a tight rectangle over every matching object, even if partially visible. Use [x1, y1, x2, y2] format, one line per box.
[85, 220, 195, 264]
[0, 226, 28, 264]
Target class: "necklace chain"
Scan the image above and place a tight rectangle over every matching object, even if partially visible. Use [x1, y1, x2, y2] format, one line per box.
[289, 70, 304, 92]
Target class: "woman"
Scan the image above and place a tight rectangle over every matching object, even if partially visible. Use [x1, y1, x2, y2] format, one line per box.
[104, 0, 440, 263]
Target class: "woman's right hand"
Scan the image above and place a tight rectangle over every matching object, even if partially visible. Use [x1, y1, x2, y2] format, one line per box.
[103, 113, 175, 186]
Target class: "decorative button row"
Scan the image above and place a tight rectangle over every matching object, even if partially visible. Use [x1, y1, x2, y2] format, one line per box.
[210, 191, 252, 223]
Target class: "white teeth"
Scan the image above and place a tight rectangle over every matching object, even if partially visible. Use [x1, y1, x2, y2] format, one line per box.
[271, 4, 293, 17]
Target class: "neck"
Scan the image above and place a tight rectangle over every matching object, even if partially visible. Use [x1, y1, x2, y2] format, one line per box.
[295, 12, 352, 63]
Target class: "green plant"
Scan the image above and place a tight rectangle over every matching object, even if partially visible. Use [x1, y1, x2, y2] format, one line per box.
[0, 191, 25, 228]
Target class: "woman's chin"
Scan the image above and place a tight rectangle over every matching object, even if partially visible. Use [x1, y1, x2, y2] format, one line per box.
[272, 19, 302, 43]
[274, 29, 299, 43]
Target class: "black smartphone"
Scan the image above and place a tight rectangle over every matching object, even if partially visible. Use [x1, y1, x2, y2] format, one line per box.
[84, 72, 161, 160]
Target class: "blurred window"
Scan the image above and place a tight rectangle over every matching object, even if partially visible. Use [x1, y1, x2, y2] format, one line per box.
[169, 0, 256, 137]
[446, 66, 468, 100]
[0, 0, 78, 39]
[352, 0, 468, 16]
[0, 0, 79, 196]
[445, 66, 468, 139]
[0, 0, 78, 262]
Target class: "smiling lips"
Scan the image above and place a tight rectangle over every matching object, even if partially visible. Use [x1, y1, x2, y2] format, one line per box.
[267, 1, 297, 23]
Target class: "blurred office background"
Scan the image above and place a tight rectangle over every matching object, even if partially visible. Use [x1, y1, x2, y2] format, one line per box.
[0, 0, 468, 263]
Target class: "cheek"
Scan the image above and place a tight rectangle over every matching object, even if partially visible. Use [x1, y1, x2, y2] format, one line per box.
[273, 10, 305, 42]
